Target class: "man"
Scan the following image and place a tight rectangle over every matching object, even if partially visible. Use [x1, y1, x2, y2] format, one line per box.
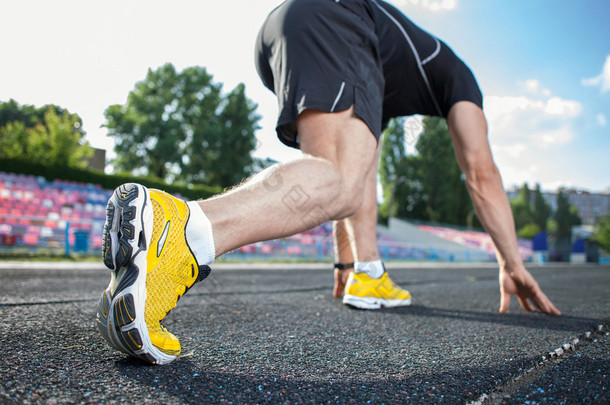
[96, 0, 560, 365]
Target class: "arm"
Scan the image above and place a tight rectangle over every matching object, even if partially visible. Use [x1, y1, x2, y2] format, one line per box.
[447, 101, 560, 315]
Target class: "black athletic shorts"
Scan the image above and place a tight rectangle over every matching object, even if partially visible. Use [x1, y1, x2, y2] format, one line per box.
[255, 0, 483, 149]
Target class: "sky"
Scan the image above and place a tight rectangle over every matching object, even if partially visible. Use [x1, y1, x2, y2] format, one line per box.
[1, 0, 609, 193]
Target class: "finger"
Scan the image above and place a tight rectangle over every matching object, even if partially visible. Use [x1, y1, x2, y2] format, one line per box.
[517, 296, 535, 312]
[548, 303, 562, 316]
[532, 293, 562, 316]
[499, 289, 511, 313]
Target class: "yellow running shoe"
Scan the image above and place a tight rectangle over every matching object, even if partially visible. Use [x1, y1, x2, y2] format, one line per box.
[342, 271, 412, 309]
[96, 183, 211, 364]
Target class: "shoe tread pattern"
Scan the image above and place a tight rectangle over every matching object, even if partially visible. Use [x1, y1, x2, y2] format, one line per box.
[112, 293, 144, 353]
[102, 183, 141, 271]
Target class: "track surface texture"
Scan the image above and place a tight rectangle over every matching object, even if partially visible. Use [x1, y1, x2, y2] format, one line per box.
[0, 262, 608, 404]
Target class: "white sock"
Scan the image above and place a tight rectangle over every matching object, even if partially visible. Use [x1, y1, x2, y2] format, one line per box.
[186, 201, 216, 266]
[354, 259, 385, 279]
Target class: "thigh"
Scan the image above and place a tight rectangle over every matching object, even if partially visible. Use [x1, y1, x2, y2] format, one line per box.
[297, 107, 378, 191]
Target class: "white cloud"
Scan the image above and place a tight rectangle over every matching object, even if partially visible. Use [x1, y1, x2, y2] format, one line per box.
[597, 113, 607, 127]
[391, 0, 458, 12]
[523, 79, 540, 94]
[535, 127, 574, 148]
[520, 79, 551, 96]
[483, 80, 586, 189]
[544, 97, 582, 117]
[496, 164, 540, 189]
[502, 143, 526, 158]
[581, 55, 610, 92]
[484, 94, 580, 151]
[485, 93, 581, 123]
[483, 95, 532, 126]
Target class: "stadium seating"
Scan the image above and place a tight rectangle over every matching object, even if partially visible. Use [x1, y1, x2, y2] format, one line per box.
[1, 171, 505, 262]
[0, 172, 111, 253]
[417, 224, 533, 261]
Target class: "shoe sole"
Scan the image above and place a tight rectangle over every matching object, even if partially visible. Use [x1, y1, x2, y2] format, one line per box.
[96, 183, 176, 365]
[343, 294, 412, 310]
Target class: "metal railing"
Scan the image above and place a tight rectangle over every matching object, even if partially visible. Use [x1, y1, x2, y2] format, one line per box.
[0, 213, 494, 262]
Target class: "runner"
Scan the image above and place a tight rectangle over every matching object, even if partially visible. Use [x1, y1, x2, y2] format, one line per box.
[97, 0, 560, 365]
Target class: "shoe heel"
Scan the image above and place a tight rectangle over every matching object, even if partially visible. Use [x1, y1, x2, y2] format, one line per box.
[96, 290, 126, 352]
[111, 293, 159, 364]
[112, 294, 141, 350]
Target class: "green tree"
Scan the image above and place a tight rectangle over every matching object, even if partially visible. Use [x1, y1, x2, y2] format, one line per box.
[517, 223, 541, 240]
[510, 183, 533, 231]
[29, 109, 93, 167]
[533, 183, 551, 231]
[593, 214, 610, 252]
[379, 118, 425, 221]
[105, 63, 260, 188]
[542, 188, 582, 261]
[0, 99, 84, 137]
[1, 99, 44, 129]
[0, 102, 91, 168]
[184, 83, 259, 187]
[378, 116, 473, 226]
[547, 188, 581, 239]
[0, 121, 29, 158]
[415, 116, 471, 225]
[379, 118, 406, 220]
[509, 183, 551, 239]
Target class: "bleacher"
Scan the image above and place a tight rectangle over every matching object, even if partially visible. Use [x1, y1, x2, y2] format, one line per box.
[0, 172, 504, 263]
[417, 224, 533, 261]
[0, 172, 110, 254]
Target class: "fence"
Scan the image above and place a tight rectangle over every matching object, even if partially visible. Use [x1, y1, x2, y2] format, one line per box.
[0, 215, 104, 256]
[0, 172, 497, 262]
[0, 211, 494, 262]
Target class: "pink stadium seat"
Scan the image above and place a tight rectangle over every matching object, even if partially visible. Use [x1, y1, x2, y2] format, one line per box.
[44, 220, 57, 228]
[23, 233, 39, 246]
[4, 218, 18, 226]
[239, 245, 255, 253]
[92, 235, 103, 249]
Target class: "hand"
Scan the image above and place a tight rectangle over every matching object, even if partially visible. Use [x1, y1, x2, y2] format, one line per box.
[333, 267, 354, 298]
[499, 265, 561, 315]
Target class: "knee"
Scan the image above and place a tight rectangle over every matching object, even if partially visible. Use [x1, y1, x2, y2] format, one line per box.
[329, 173, 367, 219]
[337, 194, 365, 219]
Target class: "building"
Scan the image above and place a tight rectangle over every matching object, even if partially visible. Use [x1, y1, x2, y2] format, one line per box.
[506, 187, 610, 225]
[86, 147, 106, 172]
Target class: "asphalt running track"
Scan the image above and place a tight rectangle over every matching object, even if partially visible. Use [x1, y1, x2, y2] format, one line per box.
[0, 261, 608, 404]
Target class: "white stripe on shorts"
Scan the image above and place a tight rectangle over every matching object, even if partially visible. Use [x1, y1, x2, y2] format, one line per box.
[330, 81, 346, 112]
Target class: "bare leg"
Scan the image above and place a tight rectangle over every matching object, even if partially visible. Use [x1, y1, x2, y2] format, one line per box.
[345, 144, 381, 263]
[332, 145, 381, 297]
[98, 107, 378, 365]
[199, 107, 378, 257]
[332, 220, 355, 298]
